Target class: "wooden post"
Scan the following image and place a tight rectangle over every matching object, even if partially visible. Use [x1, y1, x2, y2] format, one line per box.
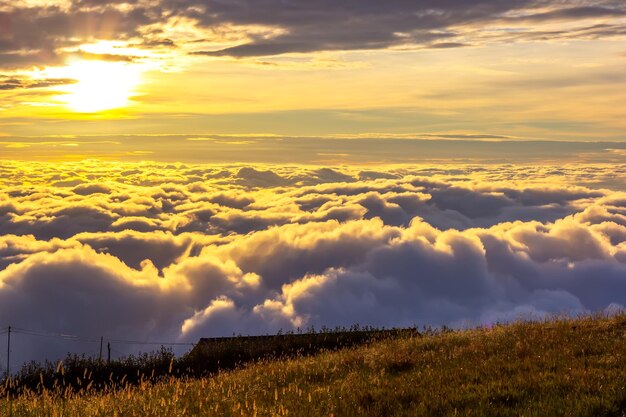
[107, 342, 111, 364]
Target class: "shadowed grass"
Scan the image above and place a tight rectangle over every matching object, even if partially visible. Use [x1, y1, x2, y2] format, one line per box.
[1, 314, 625, 416]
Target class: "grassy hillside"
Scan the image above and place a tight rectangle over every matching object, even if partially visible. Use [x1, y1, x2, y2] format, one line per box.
[2, 314, 625, 416]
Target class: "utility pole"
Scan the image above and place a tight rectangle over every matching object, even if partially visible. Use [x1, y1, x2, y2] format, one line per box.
[99, 336, 103, 362]
[6, 326, 10, 379]
[107, 342, 111, 364]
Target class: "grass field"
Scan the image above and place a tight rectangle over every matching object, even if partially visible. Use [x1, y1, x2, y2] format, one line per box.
[2, 314, 625, 416]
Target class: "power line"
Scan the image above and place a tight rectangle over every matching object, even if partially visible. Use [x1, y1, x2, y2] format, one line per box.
[1, 325, 196, 375]
[10, 327, 100, 343]
[7, 326, 195, 347]
[107, 338, 195, 347]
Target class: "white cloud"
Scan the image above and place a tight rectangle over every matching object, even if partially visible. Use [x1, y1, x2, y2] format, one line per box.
[0, 161, 625, 368]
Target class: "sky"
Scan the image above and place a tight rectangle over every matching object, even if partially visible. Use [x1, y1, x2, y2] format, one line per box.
[0, 0, 626, 370]
[0, 0, 625, 145]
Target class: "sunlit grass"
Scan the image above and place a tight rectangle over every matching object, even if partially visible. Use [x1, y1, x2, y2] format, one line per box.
[1, 314, 625, 416]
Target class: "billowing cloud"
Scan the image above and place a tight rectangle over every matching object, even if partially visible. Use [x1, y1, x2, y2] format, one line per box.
[0, 160, 625, 369]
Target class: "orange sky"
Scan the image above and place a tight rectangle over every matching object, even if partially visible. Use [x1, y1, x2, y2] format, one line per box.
[1, 0, 626, 154]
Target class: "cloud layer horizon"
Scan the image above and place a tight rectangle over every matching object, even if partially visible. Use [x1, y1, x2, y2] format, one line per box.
[1, 160, 625, 369]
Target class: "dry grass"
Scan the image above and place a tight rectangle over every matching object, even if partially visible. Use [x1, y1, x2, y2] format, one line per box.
[2, 314, 625, 416]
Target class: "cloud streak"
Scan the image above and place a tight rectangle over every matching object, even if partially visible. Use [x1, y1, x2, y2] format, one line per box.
[2, 135, 626, 165]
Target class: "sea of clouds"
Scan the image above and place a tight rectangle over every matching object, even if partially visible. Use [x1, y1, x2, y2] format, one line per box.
[0, 160, 625, 367]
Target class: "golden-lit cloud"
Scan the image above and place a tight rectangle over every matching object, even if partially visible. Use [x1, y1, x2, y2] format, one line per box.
[0, 161, 625, 366]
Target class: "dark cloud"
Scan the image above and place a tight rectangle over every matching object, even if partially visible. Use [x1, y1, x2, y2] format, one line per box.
[0, 246, 190, 364]
[426, 42, 470, 49]
[207, 192, 254, 209]
[1, 0, 625, 70]
[308, 168, 355, 184]
[72, 183, 113, 195]
[0, 76, 76, 90]
[186, 0, 498, 57]
[184, 0, 626, 57]
[511, 6, 626, 22]
[359, 171, 400, 181]
[74, 231, 194, 270]
[235, 167, 292, 187]
[0, 4, 159, 68]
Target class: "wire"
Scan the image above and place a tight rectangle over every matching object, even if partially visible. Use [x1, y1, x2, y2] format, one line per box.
[107, 338, 195, 347]
[110, 347, 125, 358]
[8, 326, 195, 347]
[11, 327, 100, 343]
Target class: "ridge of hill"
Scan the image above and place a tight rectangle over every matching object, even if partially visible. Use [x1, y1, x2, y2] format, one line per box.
[2, 314, 625, 416]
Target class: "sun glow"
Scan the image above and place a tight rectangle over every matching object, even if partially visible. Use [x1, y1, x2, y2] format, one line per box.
[55, 60, 142, 113]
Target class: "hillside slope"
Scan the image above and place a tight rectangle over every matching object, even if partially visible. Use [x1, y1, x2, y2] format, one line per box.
[3, 314, 626, 416]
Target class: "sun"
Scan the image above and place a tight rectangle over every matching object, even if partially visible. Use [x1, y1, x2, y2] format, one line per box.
[56, 59, 142, 113]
